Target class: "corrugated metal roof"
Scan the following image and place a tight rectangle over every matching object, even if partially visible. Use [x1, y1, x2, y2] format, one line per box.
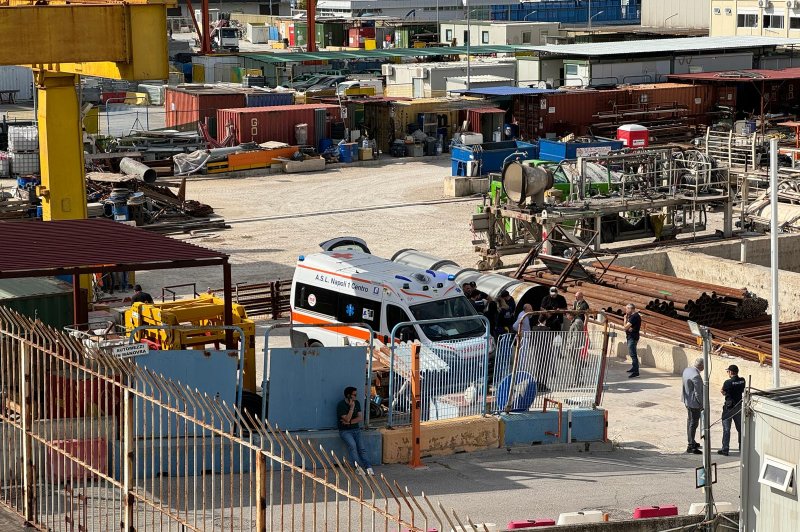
[0, 277, 71, 300]
[669, 68, 800, 83]
[537, 36, 797, 58]
[243, 36, 795, 64]
[758, 386, 800, 409]
[447, 75, 513, 83]
[452, 86, 560, 97]
[0, 219, 228, 279]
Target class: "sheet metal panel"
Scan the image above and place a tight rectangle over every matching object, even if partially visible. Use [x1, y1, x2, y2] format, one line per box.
[164, 87, 246, 128]
[267, 345, 368, 431]
[0, 67, 33, 101]
[216, 104, 340, 145]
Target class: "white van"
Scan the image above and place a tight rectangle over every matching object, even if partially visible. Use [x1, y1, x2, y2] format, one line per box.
[335, 79, 384, 97]
[290, 251, 488, 355]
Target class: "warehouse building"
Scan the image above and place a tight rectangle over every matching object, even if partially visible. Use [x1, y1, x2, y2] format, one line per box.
[641, 0, 711, 30]
[711, 0, 800, 38]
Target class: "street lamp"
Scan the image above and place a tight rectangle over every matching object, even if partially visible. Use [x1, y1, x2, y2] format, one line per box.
[523, 10, 537, 21]
[687, 320, 714, 530]
[664, 12, 679, 27]
[588, 10, 604, 31]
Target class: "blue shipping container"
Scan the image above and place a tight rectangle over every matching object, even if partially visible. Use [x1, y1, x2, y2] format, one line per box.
[245, 92, 295, 108]
[451, 140, 538, 176]
[537, 139, 624, 163]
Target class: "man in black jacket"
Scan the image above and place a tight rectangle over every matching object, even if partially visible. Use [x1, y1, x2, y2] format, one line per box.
[536, 287, 567, 393]
[718, 365, 746, 456]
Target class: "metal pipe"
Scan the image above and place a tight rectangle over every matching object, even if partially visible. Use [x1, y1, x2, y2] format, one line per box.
[701, 326, 713, 530]
[119, 157, 157, 183]
[770, 138, 780, 387]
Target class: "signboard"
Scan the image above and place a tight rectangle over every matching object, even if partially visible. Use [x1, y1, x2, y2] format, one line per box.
[695, 463, 718, 489]
[112, 343, 150, 358]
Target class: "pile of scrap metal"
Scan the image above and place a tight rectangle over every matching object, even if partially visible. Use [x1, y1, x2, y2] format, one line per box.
[86, 160, 223, 234]
[174, 141, 301, 175]
[743, 176, 800, 232]
[95, 129, 206, 162]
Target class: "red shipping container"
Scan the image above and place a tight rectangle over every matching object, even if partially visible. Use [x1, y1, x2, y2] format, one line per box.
[49, 439, 108, 482]
[633, 505, 678, 519]
[217, 104, 341, 145]
[101, 91, 127, 104]
[165, 87, 246, 128]
[348, 27, 375, 48]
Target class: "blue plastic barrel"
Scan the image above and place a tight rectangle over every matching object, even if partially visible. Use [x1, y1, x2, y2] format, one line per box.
[339, 143, 354, 163]
[36, 205, 42, 218]
[319, 138, 333, 153]
[112, 204, 129, 221]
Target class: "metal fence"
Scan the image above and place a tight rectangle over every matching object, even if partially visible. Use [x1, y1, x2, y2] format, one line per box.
[386, 317, 491, 428]
[490, 325, 609, 412]
[0, 306, 483, 531]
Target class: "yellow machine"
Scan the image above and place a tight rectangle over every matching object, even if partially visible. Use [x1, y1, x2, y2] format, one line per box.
[125, 294, 257, 393]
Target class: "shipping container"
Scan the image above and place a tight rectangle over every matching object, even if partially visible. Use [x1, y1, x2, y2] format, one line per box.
[348, 27, 376, 48]
[513, 83, 717, 139]
[191, 54, 242, 83]
[164, 86, 246, 129]
[0, 66, 34, 101]
[0, 277, 74, 330]
[243, 91, 295, 107]
[216, 104, 341, 145]
[316, 22, 346, 48]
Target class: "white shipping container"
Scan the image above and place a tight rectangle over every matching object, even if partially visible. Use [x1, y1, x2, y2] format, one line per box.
[247, 23, 270, 44]
[10, 151, 40, 176]
[7, 126, 38, 152]
[0, 66, 34, 101]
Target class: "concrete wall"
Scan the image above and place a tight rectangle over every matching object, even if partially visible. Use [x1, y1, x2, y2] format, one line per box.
[519, 512, 738, 532]
[380, 415, 499, 464]
[642, 0, 711, 30]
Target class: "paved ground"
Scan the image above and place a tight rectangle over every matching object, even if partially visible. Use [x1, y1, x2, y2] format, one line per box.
[377, 357, 739, 525]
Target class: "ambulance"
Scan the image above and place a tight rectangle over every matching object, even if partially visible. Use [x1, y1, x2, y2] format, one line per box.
[289, 250, 489, 357]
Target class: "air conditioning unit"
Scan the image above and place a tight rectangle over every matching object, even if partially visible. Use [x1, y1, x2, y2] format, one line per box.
[381, 64, 394, 76]
[725, 8, 733, 14]
[713, 7, 721, 14]
[788, 0, 798, 8]
[758, 0, 772, 8]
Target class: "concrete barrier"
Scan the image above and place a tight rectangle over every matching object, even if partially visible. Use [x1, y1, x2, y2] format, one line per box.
[443, 175, 490, 197]
[505, 512, 738, 531]
[500, 409, 606, 447]
[380, 415, 500, 464]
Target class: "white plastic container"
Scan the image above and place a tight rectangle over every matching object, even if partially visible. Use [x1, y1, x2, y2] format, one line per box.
[688, 502, 737, 515]
[0, 152, 9, 177]
[458, 132, 483, 146]
[7, 125, 39, 152]
[557, 510, 605, 525]
[10, 151, 40, 176]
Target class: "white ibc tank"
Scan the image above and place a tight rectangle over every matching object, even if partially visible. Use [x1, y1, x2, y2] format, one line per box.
[10, 151, 40, 176]
[0, 152, 9, 178]
[7, 125, 39, 152]
[557, 510, 605, 525]
[688, 502, 736, 515]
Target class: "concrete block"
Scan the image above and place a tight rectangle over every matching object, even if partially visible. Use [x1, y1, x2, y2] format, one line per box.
[443, 176, 490, 197]
[380, 415, 499, 464]
[568, 409, 606, 442]
[297, 429, 383, 469]
[500, 411, 561, 446]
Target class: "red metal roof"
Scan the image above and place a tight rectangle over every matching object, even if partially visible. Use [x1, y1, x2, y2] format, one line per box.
[0, 219, 228, 279]
[668, 68, 800, 82]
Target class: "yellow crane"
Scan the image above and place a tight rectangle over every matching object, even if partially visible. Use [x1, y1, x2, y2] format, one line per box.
[0, 0, 173, 220]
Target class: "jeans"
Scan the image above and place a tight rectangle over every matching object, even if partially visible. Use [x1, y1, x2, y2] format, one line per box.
[686, 407, 702, 447]
[721, 405, 742, 452]
[339, 429, 371, 470]
[627, 337, 639, 372]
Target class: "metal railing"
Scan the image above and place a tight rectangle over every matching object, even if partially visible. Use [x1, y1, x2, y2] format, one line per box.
[0, 306, 484, 531]
[387, 316, 491, 428]
[490, 320, 610, 412]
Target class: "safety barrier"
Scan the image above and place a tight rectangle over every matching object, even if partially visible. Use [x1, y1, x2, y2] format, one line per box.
[491, 325, 609, 413]
[0, 306, 482, 531]
[386, 317, 491, 428]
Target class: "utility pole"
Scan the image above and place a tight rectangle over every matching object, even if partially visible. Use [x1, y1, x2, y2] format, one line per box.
[770, 138, 780, 387]
[688, 320, 715, 530]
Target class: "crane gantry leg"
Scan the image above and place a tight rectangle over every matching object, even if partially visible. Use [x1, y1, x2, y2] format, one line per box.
[36, 71, 88, 221]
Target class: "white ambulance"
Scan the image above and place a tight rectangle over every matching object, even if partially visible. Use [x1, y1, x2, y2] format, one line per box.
[289, 250, 488, 355]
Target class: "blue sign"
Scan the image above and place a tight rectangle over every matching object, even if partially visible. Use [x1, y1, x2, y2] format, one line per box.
[345, 303, 356, 317]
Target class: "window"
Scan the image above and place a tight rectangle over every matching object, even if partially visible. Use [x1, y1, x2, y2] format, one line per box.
[293, 282, 381, 326]
[408, 297, 484, 342]
[764, 14, 785, 29]
[386, 304, 416, 341]
[758, 455, 795, 493]
[463, 30, 469, 45]
[445, 29, 453, 42]
[791, 16, 800, 29]
[737, 13, 758, 28]
[565, 64, 579, 76]
[522, 31, 532, 44]
[481, 31, 489, 44]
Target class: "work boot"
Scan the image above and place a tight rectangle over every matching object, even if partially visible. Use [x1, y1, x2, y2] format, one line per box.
[687, 446, 702, 454]
[717, 449, 729, 456]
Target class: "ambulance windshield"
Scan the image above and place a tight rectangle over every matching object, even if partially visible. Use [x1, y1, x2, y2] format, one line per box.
[409, 296, 485, 341]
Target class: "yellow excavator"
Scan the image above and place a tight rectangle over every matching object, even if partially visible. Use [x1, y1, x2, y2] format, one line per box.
[125, 294, 257, 394]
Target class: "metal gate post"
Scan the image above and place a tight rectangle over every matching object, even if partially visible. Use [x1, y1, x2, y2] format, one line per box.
[409, 343, 423, 469]
[594, 319, 611, 407]
[122, 389, 135, 532]
[20, 343, 35, 523]
[255, 451, 267, 532]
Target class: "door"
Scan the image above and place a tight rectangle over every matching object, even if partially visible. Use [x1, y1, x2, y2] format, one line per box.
[413, 78, 425, 98]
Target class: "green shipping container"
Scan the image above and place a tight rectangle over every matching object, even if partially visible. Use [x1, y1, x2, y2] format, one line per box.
[315, 23, 346, 49]
[0, 278, 74, 330]
[295, 22, 307, 48]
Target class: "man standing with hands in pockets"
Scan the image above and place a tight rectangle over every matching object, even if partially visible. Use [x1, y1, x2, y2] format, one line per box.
[623, 303, 641, 378]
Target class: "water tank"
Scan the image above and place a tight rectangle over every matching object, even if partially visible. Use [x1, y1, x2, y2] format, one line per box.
[7, 126, 38, 152]
[391, 249, 458, 271]
[10, 151, 40, 176]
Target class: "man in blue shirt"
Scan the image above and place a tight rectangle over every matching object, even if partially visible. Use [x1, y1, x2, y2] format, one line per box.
[623, 303, 641, 378]
[336, 386, 373, 475]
